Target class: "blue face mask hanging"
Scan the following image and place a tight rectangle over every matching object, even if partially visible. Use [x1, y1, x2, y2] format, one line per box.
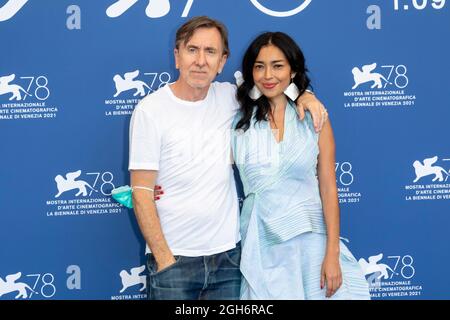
[111, 185, 133, 208]
[111, 185, 155, 209]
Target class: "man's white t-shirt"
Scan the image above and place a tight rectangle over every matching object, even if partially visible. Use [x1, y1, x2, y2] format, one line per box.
[128, 82, 240, 256]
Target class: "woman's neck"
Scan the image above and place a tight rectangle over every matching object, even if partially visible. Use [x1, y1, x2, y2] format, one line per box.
[269, 95, 288, 114]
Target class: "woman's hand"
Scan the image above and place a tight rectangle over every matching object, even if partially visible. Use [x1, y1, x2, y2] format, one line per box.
[295, 91, 328, 132]
[154, 185, 163, 201]
[321, 253, 343, 298]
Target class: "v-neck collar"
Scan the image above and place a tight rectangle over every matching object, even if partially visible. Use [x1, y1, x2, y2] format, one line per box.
[268, 101, 297, 145]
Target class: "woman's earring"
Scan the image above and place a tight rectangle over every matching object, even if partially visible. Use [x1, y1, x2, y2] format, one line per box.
[249, 85, 263, 100]
[284, 82, 300, 101]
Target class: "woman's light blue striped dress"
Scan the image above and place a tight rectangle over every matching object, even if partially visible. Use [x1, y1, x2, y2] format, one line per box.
[232, 102, 370, 300]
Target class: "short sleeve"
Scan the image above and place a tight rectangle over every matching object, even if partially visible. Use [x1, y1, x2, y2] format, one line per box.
[229, 83, 240, 114]
[215, 81, 239, 114]
[128, 102, 161, 171]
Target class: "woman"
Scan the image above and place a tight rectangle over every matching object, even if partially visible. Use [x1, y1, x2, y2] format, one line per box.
[232, 32, 370, 299]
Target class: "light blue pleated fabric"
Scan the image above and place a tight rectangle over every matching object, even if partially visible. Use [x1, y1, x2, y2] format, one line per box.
[232, 102, 370, 300]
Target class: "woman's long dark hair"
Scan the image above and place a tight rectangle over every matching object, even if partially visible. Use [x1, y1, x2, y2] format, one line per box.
[235, 32, 311, 131]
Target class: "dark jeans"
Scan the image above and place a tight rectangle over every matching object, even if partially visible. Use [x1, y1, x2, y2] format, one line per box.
[146, 242, 241, 300]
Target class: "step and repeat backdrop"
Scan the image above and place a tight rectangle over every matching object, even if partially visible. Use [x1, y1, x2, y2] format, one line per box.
[1, 0, 449, 300]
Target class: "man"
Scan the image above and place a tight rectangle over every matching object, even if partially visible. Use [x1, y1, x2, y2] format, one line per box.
[128, 16, 327, 300]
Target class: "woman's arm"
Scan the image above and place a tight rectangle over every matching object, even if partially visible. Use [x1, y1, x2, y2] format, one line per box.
[317, 119, 343, 298]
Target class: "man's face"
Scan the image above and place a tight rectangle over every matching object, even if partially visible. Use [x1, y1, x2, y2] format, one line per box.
[174, 27, 227, 90]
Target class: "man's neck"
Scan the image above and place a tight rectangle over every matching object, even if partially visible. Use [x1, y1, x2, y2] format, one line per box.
[170, 80, 210, 102]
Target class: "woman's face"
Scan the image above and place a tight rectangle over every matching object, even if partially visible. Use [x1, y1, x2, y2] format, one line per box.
[252, 44, 293, 101]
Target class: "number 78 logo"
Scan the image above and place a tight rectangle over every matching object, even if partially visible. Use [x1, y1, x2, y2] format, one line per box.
[351, 63, 409, 90]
